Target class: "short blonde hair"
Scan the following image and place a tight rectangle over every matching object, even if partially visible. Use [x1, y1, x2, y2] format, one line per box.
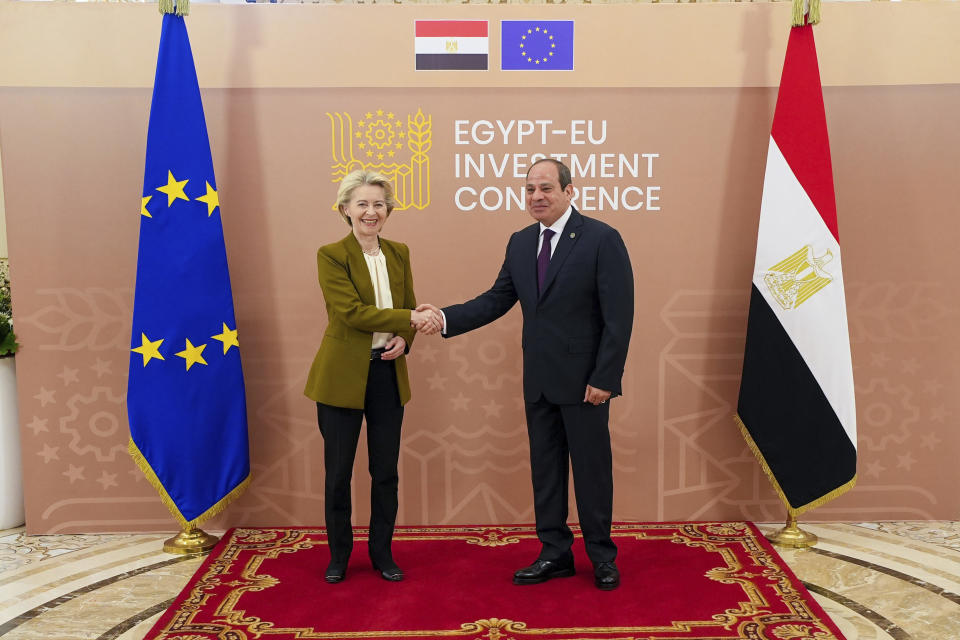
[335, 170, 396, 226]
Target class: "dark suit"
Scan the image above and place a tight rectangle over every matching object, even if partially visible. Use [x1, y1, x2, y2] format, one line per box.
[443, 207, 633, 563]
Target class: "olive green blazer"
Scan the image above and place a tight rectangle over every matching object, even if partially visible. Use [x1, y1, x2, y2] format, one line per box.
[304, 232, 417, 409]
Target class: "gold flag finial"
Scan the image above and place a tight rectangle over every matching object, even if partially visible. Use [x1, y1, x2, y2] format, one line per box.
[791, 0, 821, 27]
[159, 0, 190, 17]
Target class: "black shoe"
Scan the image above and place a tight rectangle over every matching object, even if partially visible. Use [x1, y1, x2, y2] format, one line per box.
[593, 561, 619, 590]
[371, 559, 404, 582]
[513, 557, 575, 585]
[325, 560, 347, 584]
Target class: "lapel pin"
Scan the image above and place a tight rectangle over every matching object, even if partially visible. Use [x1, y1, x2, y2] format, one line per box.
[570, 232, 576, 239]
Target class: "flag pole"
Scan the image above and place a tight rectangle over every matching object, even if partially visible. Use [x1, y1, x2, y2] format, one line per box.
[164, 528, 219, 555]
[154, 0, 217, 558]
[128, 0, 248, 555]
[767, 511, 818, 548]
[159, 0, 189, 17]
[763, 0, 825, 552]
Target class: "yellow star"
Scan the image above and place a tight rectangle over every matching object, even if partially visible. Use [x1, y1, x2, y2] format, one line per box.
[131, 333, 165, 366]
[211, 323, 239, 354]
[365, 111, 373, 119]
[366, 150, 373, 157]
[140, 195, 153, 218]
[358, 142, 366, 149]
[535, 26, 540, 32]
[156, 171, 190, 207]
[175, 339, 208, 371]
[358, 120, 366, 127]
[355, 132, 362, 138]
[527, 29, 532, 34]
[395, 143, 403, 149]
[376, 109, 384, 116]
[196, 181, 220, 217]
[377, 153, 384, 160]
[387, 112, 395, 119]
[387, 150, 395, 157]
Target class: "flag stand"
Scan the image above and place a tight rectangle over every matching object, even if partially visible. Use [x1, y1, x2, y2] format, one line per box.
[766, 512, 818, 548]
[163, 527, 219, 555]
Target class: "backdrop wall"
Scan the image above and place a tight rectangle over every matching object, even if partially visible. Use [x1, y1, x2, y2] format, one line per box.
[1, 2, 958, 533]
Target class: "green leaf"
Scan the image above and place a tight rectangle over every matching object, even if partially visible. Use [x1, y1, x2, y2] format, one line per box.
[0, 330, 18, 357]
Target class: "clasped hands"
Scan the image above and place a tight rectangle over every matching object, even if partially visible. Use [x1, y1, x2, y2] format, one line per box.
[380, 305, 438, 360]
[410, 303, 443, 335]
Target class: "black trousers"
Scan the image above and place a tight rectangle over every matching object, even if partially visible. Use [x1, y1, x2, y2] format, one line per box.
[524, 396, 617, 564]
[316, 359, 404, 565]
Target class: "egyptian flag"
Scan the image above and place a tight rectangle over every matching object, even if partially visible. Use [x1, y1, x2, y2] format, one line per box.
[735, 22, 857, 516]
[415, 20, 489, 71]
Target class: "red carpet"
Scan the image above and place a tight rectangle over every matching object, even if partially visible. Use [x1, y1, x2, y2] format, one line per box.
[145, 523, 846, 639]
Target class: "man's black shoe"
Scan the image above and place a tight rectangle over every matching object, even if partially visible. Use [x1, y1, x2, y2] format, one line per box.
[513, 557, 575, 585]
[593, 561, 619, 590]
[371, 559, 404, 582]
[324, 561, 347, 584]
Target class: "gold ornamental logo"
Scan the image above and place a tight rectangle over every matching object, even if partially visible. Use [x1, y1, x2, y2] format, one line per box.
[327, 108, 431, 210]
[761, 245, 834, 310]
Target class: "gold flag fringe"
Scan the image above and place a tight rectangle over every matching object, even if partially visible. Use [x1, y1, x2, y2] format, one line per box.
[733, 414, 855, 517]
[791, 0, 821, 27]
[159, 0, 190, 17]
[128, 438, 250, 530]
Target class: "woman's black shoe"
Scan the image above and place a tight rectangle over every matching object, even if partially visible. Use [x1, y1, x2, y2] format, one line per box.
[371, 560, 403, 582]
[325, 561, 347, 584]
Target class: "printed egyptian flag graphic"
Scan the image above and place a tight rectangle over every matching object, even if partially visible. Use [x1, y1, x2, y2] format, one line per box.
[415, 20, 488, 71]
[736, 24, 857, 516]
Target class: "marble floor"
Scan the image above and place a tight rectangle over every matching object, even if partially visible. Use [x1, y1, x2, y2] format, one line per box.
[0, 522, 958, 639]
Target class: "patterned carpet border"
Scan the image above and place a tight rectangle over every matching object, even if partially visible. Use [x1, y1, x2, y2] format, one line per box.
[144, 522, 847, 640]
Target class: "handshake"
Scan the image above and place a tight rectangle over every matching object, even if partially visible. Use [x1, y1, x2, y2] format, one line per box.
[410, 303, 443, 335]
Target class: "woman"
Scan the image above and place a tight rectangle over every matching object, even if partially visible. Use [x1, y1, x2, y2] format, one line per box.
[304, 170, 435, 584]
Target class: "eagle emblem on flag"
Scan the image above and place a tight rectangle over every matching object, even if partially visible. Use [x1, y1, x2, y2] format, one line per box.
[761, 245, 834, 310]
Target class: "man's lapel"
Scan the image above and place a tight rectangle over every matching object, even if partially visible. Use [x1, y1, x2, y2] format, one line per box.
[540, 208, 583, 298]
[343, 232, 376, 306]
[516, 223, 540, 301]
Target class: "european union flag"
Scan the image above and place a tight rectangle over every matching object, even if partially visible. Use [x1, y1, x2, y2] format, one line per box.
[501, 20, 575, 71]
[127, 12, 250, 529]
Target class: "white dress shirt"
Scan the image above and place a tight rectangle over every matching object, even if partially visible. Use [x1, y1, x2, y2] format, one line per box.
[537, 205, 573, 258]
[362, 249, 394, 349]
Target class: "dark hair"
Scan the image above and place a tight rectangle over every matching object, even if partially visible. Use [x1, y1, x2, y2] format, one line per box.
[527, 158, 572, 189]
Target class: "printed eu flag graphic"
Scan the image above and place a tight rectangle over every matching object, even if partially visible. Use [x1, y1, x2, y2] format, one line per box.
[501, 20, 574, 70]
[127, 13, 250, 529]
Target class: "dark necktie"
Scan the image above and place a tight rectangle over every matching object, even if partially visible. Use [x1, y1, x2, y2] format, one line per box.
[537, 229, 555, 294]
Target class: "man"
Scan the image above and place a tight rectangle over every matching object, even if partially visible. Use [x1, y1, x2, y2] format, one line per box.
[417, 158, 634, 590]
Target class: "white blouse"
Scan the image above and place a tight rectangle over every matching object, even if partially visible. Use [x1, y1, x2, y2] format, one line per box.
[362, 249, 394, 349]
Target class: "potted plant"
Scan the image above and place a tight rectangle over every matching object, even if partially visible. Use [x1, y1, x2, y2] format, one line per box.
[0, 257, 24, 529]
[0, 260, 16, 357]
